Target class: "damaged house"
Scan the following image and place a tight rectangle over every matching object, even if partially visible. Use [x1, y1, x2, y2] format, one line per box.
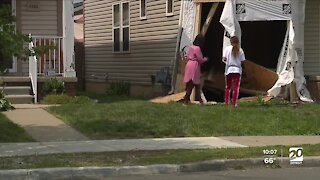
[84, 0, 320, 102]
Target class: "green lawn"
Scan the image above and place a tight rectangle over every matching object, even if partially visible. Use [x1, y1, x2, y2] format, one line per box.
[0, 113, 34, 142]
[46, 94, 320, 140]
[1, 144, 319, 170]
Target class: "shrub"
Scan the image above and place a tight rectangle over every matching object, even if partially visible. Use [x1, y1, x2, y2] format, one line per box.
[42, 94, 94, 104]
[42, 78, 65, 95]
[106, 81, 130, 96]
[69, 96, 94, 104]
[0, 91, 14, 111]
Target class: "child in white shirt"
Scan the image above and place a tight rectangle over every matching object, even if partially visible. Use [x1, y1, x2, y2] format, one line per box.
[222, 36, 246, 107]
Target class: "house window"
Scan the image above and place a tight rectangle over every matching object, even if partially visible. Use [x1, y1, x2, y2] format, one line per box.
[166, 0, 174, 16]
[140, 0, 146, 19]
[113, 2, 130, 52]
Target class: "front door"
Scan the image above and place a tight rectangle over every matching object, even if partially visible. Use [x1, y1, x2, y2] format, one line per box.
[0, 0, 17, 73]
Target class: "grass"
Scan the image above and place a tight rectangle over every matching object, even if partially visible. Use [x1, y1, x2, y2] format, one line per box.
[0, 113, 34, 142]
[46, 94, 320, 139]
[1, 144, 319, 170]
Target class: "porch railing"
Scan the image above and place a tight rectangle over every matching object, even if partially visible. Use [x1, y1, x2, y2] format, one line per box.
[32, 35, 64, 76]
[29, 35, 65, 103]
[28, 34, 37, 103]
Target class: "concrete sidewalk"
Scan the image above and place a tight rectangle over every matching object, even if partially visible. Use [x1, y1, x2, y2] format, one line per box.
[0, 136, 319, 157]
[0, 136, 319, 179]
[3, 104, 88, 142]
[221, 136, 320, 147]
[0, 137, 246, 157]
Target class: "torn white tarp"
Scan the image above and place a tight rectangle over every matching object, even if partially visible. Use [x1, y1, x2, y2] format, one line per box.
[219, 0, 313, 102]
[220, 0, 241, 49]
[235, 0, 292, 21]
[180, 0, 196, 52]
[290, 0, 312, 102]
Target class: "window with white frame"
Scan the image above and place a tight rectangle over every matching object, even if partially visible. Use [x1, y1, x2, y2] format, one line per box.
[166, 0, 174, 16]
[140, 0, 146, 19]
[113, 2, 130, 52]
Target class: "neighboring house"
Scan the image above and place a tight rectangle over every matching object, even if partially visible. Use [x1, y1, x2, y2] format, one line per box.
[0, 0, 76, 103]
[74, 15, 84, 41]
[74, 8, 85, 90]
[74, 0, 84, 15]
[84, 0, 320, 100]
[84, 0, 180, 97]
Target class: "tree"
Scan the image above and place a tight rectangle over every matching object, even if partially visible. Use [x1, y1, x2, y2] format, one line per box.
[0, 4, 55, 72]
[0, 4, 29, 67]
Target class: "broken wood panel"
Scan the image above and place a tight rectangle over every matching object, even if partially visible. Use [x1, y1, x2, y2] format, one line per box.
[205, 74, 225, 90]
[240, 87, 268, 96]
[242, 60, 278, 91]
[194, 0, 226, 3]
[150, 92, 185, 103]
[205, 60, 277, 95]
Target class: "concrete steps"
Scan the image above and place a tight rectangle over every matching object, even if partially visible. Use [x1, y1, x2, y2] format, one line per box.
[0, 77, 34, 104]
[3, 86, 31, 95]
[5, 94, 34, 104]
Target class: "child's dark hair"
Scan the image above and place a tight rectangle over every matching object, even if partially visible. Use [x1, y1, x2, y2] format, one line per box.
[193, 34, 204, 47]
[193, 34, 205, 50]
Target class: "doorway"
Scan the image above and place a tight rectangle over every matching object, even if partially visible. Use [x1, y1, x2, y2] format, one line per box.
[199, 2, 287, 101]
[240, 21, 287, 70]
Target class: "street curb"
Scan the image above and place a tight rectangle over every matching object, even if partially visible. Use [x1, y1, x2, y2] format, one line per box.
[0, 157, 319, 179]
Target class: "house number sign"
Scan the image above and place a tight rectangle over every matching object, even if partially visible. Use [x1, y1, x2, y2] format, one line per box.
[26, 1, 40, 11]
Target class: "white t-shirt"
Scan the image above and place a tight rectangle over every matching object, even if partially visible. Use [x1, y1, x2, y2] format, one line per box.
[223, 46, 246, 75]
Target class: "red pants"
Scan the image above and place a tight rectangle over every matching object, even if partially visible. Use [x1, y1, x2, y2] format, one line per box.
[225, 73, 241, 107]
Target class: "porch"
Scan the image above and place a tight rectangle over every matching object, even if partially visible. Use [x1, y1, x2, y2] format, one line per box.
[2, 35, 77, 104]
[1, 76, 77, 104]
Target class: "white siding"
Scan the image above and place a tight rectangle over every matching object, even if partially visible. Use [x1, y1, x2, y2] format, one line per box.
[85, 0, 181, 85]
[305, 0, 320, 75]
[20, 0, 58, 35]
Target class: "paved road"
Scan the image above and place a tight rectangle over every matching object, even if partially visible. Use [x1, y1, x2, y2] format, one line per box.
[108, 167, 320, 180]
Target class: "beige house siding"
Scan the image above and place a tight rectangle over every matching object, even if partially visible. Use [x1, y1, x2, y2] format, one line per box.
[85, 0, 181, 91]
[16, 0, 60, 75]
[305, 0, 320, 76]
[19, 0, 58, 35]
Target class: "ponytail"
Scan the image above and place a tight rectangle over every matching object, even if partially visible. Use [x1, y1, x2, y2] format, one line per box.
[232, 45, 240, 58]
[230, 36, 240, 58]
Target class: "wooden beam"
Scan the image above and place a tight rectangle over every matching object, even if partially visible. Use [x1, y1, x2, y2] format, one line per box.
[201, 3, 219, 36]
[194, 3, 202, 36]
[290, 82, 299, 102]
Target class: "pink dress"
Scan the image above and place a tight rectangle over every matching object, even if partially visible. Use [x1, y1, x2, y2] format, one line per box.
[183, 45, 208, 85]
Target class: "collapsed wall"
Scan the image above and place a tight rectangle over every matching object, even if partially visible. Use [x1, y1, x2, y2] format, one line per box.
[220, 0, 312, 102]
[174, 0, 313, 102]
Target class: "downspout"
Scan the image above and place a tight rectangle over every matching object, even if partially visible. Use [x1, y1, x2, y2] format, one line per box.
[62, 0, 67, 76]
[169, 0, 185, 94]
[63, 0, 76, 77]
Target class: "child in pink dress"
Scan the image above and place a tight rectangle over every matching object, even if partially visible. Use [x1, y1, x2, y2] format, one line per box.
[183, 34, 208, 104]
